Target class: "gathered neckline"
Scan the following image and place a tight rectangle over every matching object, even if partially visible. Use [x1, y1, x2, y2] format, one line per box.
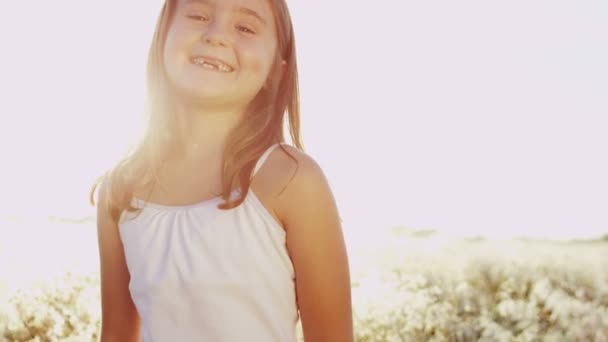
[128, 188, 286, 238]
[132, 189, 240, 211]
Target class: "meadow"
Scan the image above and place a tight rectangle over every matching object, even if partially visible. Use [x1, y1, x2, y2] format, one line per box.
[1, 217, 607, 341]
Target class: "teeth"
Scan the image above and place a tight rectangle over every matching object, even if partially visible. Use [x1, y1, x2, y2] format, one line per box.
[191, 57, 233, 72]
[202, 62, 217, 70]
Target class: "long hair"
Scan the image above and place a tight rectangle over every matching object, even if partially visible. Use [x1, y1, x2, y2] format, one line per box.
[90, 0, 302, 225]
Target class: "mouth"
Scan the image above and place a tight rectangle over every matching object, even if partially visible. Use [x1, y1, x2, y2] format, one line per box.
[190, 55, 235, 73]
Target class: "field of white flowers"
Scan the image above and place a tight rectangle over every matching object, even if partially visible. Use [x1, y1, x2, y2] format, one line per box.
[1, 217, 607, 341]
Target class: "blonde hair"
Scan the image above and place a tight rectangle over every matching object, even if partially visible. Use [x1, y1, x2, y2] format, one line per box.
[90, 0, 302, 224]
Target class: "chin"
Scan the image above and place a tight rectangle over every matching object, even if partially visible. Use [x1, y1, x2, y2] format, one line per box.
[180, 87, 240, 107]
[170, 79, 261, 108]
[175, 80, 226, 98]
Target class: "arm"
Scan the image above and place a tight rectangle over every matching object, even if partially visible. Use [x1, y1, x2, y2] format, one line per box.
[276, 154, 354, 342]
[96, 180, 142, 341]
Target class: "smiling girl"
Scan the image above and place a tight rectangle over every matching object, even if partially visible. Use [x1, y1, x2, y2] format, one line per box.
[91, 0, 353, 341]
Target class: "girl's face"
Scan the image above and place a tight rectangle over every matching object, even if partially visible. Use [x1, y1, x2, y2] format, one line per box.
[164, 0, 278, 109]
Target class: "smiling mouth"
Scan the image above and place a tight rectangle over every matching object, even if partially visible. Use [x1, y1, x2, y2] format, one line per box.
[190, 56, 235, 73]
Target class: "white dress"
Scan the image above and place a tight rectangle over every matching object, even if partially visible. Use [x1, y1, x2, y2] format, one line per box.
[119, 143, 299, 342]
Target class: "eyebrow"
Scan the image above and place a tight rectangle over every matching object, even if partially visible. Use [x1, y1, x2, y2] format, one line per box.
[236, 7, 267, 26]
[185, 0, 267, 26]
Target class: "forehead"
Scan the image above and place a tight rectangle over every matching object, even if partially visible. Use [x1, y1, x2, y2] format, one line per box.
[179, 0, 274, 17]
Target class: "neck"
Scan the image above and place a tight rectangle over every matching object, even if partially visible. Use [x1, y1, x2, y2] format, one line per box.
[174, 100, 248, 164]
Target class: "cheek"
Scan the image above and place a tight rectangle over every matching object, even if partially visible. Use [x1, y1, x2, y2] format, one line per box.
[242, 45, 276, 80]
[163, 33, 179, 71]
[164, 26, 191, 67]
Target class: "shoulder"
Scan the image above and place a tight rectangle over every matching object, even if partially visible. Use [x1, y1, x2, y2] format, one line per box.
[257, 144, 337, 230]
[262, 144, 330, 195]
[269, 144, 325, 186]
[277, 145, 330, 199]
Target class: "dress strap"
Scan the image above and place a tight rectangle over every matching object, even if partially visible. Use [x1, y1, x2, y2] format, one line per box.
[251, 143, 286, 179]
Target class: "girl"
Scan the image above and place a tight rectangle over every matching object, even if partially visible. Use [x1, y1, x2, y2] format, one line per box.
[90, 0, 353, 341]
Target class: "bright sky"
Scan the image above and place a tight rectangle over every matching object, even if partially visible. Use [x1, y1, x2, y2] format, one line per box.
[0, 0, 606, 240]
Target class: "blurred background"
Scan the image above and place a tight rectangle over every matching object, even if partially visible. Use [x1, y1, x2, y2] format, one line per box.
[0, 0, 606, 239]
[0, 0, 606, 340]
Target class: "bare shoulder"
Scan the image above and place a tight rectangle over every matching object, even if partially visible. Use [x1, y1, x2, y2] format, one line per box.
[264, 144, 337, 228]
[257, 145, 329, 200]
[251, 144, 333, 229]
[269, 144, 326, 183]
[273, 145, 331, 202]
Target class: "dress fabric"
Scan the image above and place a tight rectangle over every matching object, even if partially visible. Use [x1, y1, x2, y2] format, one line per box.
[119, 142, 299, 342]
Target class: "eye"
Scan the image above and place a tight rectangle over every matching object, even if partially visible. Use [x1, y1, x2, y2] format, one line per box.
[236, 25, 256, 34]
[187, 14, 210, 22]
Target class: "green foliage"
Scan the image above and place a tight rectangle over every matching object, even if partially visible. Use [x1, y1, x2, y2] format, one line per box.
[1, 273, 100, 342]
[1, 239, 607, 341]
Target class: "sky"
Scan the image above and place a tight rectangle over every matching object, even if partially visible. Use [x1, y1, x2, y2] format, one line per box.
[0, 0, 606, 240]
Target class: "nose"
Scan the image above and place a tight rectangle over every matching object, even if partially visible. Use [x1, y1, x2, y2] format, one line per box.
[202, 20, 230, 47]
